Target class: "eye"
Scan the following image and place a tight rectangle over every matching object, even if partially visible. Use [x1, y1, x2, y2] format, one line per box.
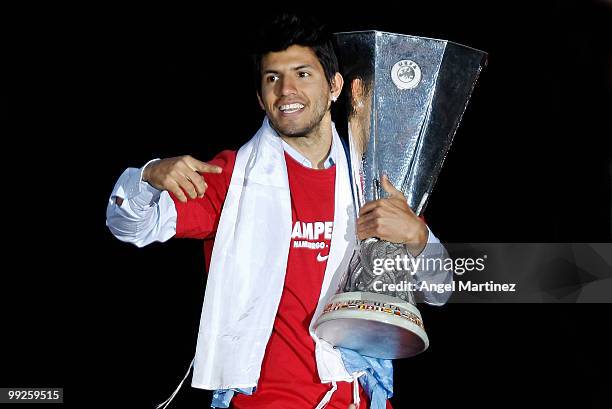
[298, 71, 311, 78]
[266, 74, 279, 83]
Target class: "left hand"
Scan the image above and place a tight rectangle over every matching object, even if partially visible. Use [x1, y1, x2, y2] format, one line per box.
[357, 174, 428, 255]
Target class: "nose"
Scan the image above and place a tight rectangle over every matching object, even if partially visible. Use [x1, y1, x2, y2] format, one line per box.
[279, 76, 298, 96]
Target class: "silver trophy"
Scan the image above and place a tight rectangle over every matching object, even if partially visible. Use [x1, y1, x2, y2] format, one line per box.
[314, 31, 487, 359]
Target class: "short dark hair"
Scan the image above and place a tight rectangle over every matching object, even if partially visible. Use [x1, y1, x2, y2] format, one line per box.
[252, 13, 339, 94]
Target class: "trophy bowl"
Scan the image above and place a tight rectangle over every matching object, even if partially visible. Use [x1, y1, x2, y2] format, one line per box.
[314, 31, 486, 359]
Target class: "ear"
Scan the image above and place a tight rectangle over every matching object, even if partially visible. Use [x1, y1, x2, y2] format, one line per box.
[256, 92, 265, 111]
[351, 78, 364, 104]
[330, 72, 344, 101]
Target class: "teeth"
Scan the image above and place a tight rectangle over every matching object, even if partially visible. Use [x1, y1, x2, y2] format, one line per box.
[279, 103, 304, 112]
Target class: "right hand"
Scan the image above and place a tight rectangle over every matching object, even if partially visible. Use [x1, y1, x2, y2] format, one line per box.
[142, 155, 222, 203]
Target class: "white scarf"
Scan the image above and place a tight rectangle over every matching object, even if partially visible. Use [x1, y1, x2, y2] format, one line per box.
[191, 118, 356, 390]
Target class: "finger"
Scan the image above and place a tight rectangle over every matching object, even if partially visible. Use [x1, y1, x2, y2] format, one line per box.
[357, 220, 385, 240]
[176, 175, 199, 200]
[188, 158, 222, 174]
[357, 208, 387, 226]
[357, 224, 379, 241]
[182, 169, 208, 198]
[359, 199, 389, 216]
[168, 180, 188, 203]
[348, 405, 357, 409]
[381, 174, 403, 198]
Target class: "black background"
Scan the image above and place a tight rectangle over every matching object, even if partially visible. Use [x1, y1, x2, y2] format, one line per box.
[3, 1, 611, 408]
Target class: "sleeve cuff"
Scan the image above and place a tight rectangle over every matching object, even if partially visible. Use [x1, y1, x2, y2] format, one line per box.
[418, 226, 446, 259]
[132, 159, 162, 207]
[405, 226, 443, 259]
[110, 159, 162, 208]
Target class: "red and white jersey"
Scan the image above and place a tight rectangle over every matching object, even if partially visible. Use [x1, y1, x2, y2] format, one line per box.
[173, 150, 391, 408]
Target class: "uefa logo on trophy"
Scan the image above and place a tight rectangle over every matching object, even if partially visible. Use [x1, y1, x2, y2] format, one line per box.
[314, 31, 487, 359]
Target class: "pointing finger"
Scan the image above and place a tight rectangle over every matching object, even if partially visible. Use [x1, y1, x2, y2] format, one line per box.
[189, 158, 222, 174]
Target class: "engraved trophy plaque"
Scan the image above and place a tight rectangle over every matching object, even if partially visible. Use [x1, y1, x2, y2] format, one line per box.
[314, 31, 487, 359]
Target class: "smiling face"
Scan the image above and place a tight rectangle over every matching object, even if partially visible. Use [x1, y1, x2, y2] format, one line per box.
[257, 45, 342, 139]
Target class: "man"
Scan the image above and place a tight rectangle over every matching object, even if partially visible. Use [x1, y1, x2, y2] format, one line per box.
[107, 14, 451, 409]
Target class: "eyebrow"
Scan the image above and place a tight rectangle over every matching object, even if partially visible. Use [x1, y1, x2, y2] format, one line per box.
[263, 65, 314, 74]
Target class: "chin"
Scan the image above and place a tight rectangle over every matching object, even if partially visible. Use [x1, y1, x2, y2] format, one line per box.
[283, 128, 311, 138]
[271, 120, 311, 138]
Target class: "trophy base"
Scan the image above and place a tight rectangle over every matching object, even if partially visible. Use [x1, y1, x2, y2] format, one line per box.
[314, 292, 429, 359]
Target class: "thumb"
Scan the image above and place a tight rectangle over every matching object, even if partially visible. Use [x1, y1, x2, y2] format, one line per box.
[381, 174, 403, 198]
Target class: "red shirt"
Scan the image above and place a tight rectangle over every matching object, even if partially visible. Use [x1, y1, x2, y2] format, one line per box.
[173, 150, 392, 409]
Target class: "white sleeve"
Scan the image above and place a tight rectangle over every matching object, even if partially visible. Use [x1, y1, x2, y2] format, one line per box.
[105, 159, 177, 247]
[410, 227, 453, 306]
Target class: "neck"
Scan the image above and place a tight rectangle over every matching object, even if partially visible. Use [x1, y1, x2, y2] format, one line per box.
[280, 115, 333, 169]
